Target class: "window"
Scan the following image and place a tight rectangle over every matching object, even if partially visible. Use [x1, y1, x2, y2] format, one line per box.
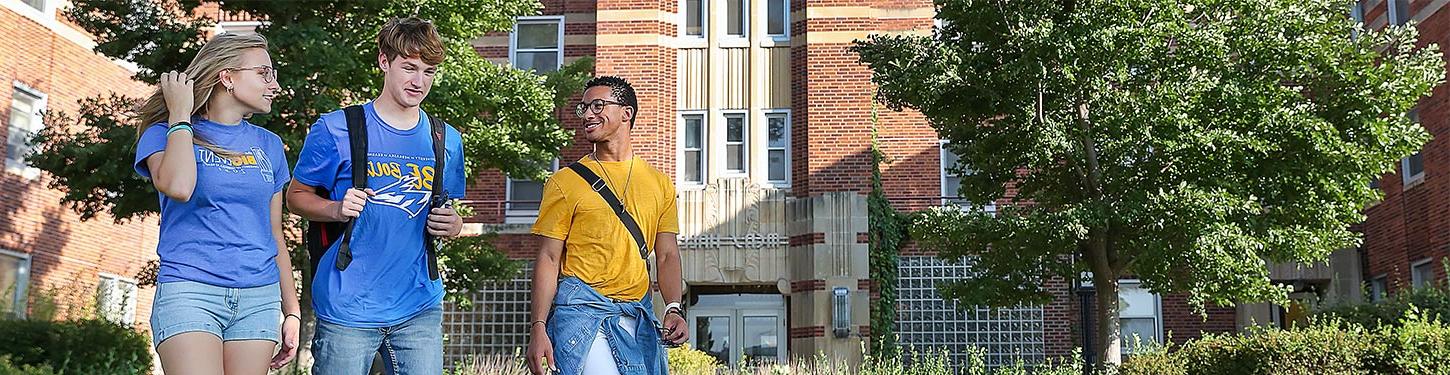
[724, 113, 747, 174]
[681, 113, 707, 185]
[1412, 259, 1437, 290]
[6, 84, 45, 179]
[1388, 0, 1411, 25]
[22, 0, 47, 12]
[1402, 110, 1424, 188]
[766, 0, 788, 40]
[96, 274, 137, 325]
[1370, 275, 1388, 302]
[765, 111, 789, 185]
[510, 17, 564, 73]
[506, 159, 559, 224]
[684, 0, 707, 39]
[896, 256, 1046, 367]
[725, 0, 748, 38]
[1118, 280, 1162, 354]
[0, 251, 30, 319]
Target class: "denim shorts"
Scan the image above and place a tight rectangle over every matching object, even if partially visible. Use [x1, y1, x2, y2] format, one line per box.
[150, 280, 281, 348]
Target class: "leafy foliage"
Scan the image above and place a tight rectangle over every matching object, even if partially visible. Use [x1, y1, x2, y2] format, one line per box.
[855, 0, 1444, 361]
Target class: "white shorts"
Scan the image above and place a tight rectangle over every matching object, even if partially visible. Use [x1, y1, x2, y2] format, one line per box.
[580, 316, 638, 375]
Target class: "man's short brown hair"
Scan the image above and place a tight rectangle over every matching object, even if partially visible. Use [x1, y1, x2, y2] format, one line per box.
[378, 17, 445, 65]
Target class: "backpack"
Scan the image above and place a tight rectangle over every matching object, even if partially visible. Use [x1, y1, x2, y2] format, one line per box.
[305, 105, 448, 280]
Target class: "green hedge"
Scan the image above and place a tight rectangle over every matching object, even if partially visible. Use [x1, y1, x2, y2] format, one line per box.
[1119, 311, 1450, 375]
[0, 319, 149, 375]
[1317, 285, 1450, 329]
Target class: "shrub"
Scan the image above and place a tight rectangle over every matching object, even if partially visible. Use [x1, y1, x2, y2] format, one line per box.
[666, 344, 719, 375]
[0, 319, 150, 375]
[447, 352, 527, 375]
[0, 356, 55, 375]
[1120, 312, 1450, 375]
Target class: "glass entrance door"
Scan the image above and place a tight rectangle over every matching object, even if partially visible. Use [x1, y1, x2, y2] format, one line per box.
[687, 294, 785, 368]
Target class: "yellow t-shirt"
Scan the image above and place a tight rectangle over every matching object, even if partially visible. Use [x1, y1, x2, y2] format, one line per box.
[531, 156, 680, 301]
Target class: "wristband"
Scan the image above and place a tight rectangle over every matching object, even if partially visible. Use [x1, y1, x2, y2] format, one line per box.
[167, 124, 192, 136]
[529, 319, 547, 329]
[284, 313, 301, 322]
[665, 302, 683, 313]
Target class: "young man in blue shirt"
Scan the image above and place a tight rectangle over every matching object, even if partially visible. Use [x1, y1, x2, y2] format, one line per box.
[286, 17, 466, 375]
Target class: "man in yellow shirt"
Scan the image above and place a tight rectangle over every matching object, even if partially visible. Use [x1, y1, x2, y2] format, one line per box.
[527, 76, 687, 375]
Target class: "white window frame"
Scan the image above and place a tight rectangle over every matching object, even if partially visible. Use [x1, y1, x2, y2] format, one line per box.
[1117, 279, 1163, 355]
[680, 0, 710, 48]
[679, 111, 709, 187]
[509, 16, 565, 73]
[764, 0, 790, 44]
[215, 21, 266, 35]
[764, 109, 790, 187]
[14, 0, 56, 19]
[722, 111, 749, 176]
[7, 82, 47, 180]
[1370, 274, 1389, 302]
[0, 249, 30, 319]
[720, 0, 750, 48]
[505, 159, 560, 224]
[95, 273, 137, 325]
[1402, 110, 1425, 189]
[1412, 258, 1436, 290]
[1388, 0, 1411, 25]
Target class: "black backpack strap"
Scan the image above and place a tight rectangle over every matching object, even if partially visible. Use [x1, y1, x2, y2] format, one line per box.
[423, 113, 446, 280]
[567, 162, 650, 260]
[335, 105, 369, 272]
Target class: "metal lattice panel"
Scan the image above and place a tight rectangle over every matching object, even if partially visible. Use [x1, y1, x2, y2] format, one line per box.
[442, 265, 534, 367]
[896, 256, 1046, 369]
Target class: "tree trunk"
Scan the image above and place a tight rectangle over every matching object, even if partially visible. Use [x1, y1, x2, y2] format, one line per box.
[1090, 231, 1119, 370]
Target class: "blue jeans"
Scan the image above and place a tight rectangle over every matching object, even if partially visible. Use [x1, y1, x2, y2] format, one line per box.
[311, 306, 443, 375]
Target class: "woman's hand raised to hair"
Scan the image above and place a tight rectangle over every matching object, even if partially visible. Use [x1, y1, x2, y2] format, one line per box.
[160, 71, 194, 125]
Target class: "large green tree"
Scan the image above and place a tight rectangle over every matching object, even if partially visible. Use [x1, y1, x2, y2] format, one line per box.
[27, 0, 588, 369]
[855, 0, 1444, 367]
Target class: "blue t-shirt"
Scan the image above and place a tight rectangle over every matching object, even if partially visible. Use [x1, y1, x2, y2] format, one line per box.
[294, 102, 466, 328]
[133, 119, 290, 288]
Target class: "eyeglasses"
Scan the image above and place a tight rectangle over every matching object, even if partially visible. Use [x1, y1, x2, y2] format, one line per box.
[573, 99, 628, 119]
[224, 65, 277, 83]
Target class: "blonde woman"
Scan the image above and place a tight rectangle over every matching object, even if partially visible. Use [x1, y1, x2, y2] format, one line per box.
[132, 32, 301, 374]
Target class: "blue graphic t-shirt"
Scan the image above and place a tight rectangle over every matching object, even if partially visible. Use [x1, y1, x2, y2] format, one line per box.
[293, 102, 466, 328]
[133, 119, 290, 288]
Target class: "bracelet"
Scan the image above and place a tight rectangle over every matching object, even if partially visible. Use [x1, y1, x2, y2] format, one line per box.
[529, 319, 546, 329]
[166, 124, 192, 136]
[284, 313, 301, 322]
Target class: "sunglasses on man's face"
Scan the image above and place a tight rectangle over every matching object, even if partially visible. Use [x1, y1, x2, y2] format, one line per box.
[573, 99, 628, 119]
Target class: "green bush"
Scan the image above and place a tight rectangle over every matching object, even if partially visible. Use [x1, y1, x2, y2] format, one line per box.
[1317, 285, 1450, 329]
[0, 319, 150, 375]
[1120, 312, 1450, 375]
[0, 356, 55, 375]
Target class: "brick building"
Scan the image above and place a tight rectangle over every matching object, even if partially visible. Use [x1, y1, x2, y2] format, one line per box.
[447, 0, 1256, 369]
[1, 0, 155, 329]
[1355, 0, 1450, 301]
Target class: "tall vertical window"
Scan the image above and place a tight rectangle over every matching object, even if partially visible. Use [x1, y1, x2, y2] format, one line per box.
[1118, 281, 1161, 354]
[682, 114, 706, 184]
[726, 0, 748, 38]
[766, 112, 789, 184]
[96, 274, 137, 325]
[1388, 0, 1411, 25]
[511, 17, 564, 73]
[685, 0, 707, 38]
[724, 113, 747, 174]
[506, 160, 559, 223]
[1370, 275, 1388, 302]
[767, 0, 788, 39]
[1412, 259, 1437, 290]
[6, 85, 45, 179]
[0, 251, 29, 319]
[1402, 110, 1424, 188]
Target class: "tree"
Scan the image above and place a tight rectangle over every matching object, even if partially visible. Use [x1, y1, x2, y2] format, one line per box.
[27, 0, 589, 369]
[854, 0, 1443, 368]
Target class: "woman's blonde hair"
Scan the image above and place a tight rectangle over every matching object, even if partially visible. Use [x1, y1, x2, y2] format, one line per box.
[135, 32, 270, 155]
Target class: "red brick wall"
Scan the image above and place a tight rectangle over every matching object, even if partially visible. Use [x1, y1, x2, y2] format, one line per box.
[1, 7, 158, 329]
[1359, 3, 1450, 295]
